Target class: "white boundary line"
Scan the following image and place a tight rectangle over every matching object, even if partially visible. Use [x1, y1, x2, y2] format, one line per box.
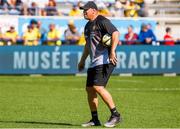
[72, 88, 180, 91]
[0, 79, 145, 83]
[116, 88, 180, 91]
[110, 79, 145, 83]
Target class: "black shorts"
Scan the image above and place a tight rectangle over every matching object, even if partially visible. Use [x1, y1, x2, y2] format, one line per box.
[86, 63, 115, 87]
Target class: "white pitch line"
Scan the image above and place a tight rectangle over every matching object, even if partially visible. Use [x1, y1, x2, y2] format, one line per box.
[72, 88, 180, 92]
[0, 79, 145, 83]
[110, 79, 145, 83]
[116, 88, 180, 91]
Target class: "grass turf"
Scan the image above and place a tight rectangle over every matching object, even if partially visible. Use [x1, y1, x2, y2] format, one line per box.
[0, 75, 180, 128]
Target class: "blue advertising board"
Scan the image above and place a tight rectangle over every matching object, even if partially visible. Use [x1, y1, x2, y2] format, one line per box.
[18, 17, 156, 40]
[0, 46, 179, 74]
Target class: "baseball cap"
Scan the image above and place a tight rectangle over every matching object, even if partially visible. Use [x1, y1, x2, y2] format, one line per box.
[80, 1, 98, 10]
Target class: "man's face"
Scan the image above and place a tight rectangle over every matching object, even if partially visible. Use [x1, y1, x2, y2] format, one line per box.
[83, 8, 94, 20]
[28, 27, 32, 32]
[49, 24, 55, 31]
[142, 26, 148, 32]
[10, 27, 15, 33]
[128, 26, 133, 33]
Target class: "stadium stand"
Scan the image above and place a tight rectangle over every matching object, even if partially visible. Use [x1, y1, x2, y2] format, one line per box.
[147, 0, 180, 17]
[0, 0, 179, 46]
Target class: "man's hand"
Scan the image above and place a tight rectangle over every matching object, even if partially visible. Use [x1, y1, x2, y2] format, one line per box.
[146, 38, 152, 44]
[78, 61, 85, 72]
[109, 50, 117, 65]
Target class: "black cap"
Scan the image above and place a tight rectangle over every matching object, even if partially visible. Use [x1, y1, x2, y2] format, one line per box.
[80, 1, 98, 10]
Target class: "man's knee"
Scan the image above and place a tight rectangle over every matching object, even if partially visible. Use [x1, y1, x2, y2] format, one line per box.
[93, 86, 104, 93]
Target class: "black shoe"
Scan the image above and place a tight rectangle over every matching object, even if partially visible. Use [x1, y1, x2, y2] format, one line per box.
[81, 119, 101, 127]
[104, 115, 122, 127]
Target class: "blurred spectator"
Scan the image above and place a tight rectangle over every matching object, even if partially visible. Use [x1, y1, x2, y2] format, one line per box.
[46, 23, 61, 46]
[0, 27, 4, 45]
[97, 1, 112, 17]
[77, 32, 85, 46]
[124, 25, 138, 45]
[37, 21, 47, 44]
[23, 25, 39, 46]
[163, 27, 175, 46]
[110, 0, 124, 17]
[64, 20, 80, 45]
[0, 0, 7, 7]
[147, 23, 152, 30]
[27, 2, 38, 15]
[3, 26, 18, 45]
[135, 0, 144, 7]
[136, 0, 148, 17]
[30, 19, 41, 41]
[77, 1, 83, 8]
[22, 0, 48, 15]
[98, 7, 112, 17]
[0, 0, 8, 14]
[38, 0, 49, 16]
[45, 0, 58, 16]
[124, 0, 140, 17]
[24, 0, 48, 9]
[119, 0, 126, 3]
[68, 4, 81, 16]
[138, 23, 156, 45]
[7, 0, 23, 15]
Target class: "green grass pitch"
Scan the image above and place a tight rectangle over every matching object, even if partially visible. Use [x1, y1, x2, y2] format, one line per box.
[0, 75, 180, 128]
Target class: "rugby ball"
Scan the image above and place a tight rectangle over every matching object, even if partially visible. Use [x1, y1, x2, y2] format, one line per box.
[102, 34, 112, 47]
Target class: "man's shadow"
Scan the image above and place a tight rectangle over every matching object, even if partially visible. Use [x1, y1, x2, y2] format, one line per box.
[0, 120, 79, 127]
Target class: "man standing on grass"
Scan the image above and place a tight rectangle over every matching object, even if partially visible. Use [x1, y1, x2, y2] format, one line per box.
[78, 1, 122, 128]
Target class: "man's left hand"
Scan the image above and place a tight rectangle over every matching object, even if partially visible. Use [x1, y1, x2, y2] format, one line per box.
[109, 51, 117, 65]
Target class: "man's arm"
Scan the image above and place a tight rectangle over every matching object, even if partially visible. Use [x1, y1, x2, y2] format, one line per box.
[110, 31, 120, 65]
[78, 43, 89, 71]
[138, 31, 145, 43]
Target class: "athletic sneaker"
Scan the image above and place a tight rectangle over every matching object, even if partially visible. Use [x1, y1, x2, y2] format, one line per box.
[81, 119, 101, 127]
[104, 115, 121, 127]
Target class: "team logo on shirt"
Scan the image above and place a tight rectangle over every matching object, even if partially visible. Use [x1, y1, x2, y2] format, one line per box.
[92, 25, 96, 31]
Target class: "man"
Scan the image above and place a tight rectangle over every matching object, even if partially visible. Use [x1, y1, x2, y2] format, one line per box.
[23, 25, 38, 46]
[4, 26, 19, 45]
[46, 23, 61, 46]
[78, 1, 121, 128]
[124, 0, 140, 17]
[138, 23, 156, 45]
[124, 25, 138, 45]
[163, 27, 175, 46]
[68, 4, 81, 16]
[64, 20, 80, 45]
